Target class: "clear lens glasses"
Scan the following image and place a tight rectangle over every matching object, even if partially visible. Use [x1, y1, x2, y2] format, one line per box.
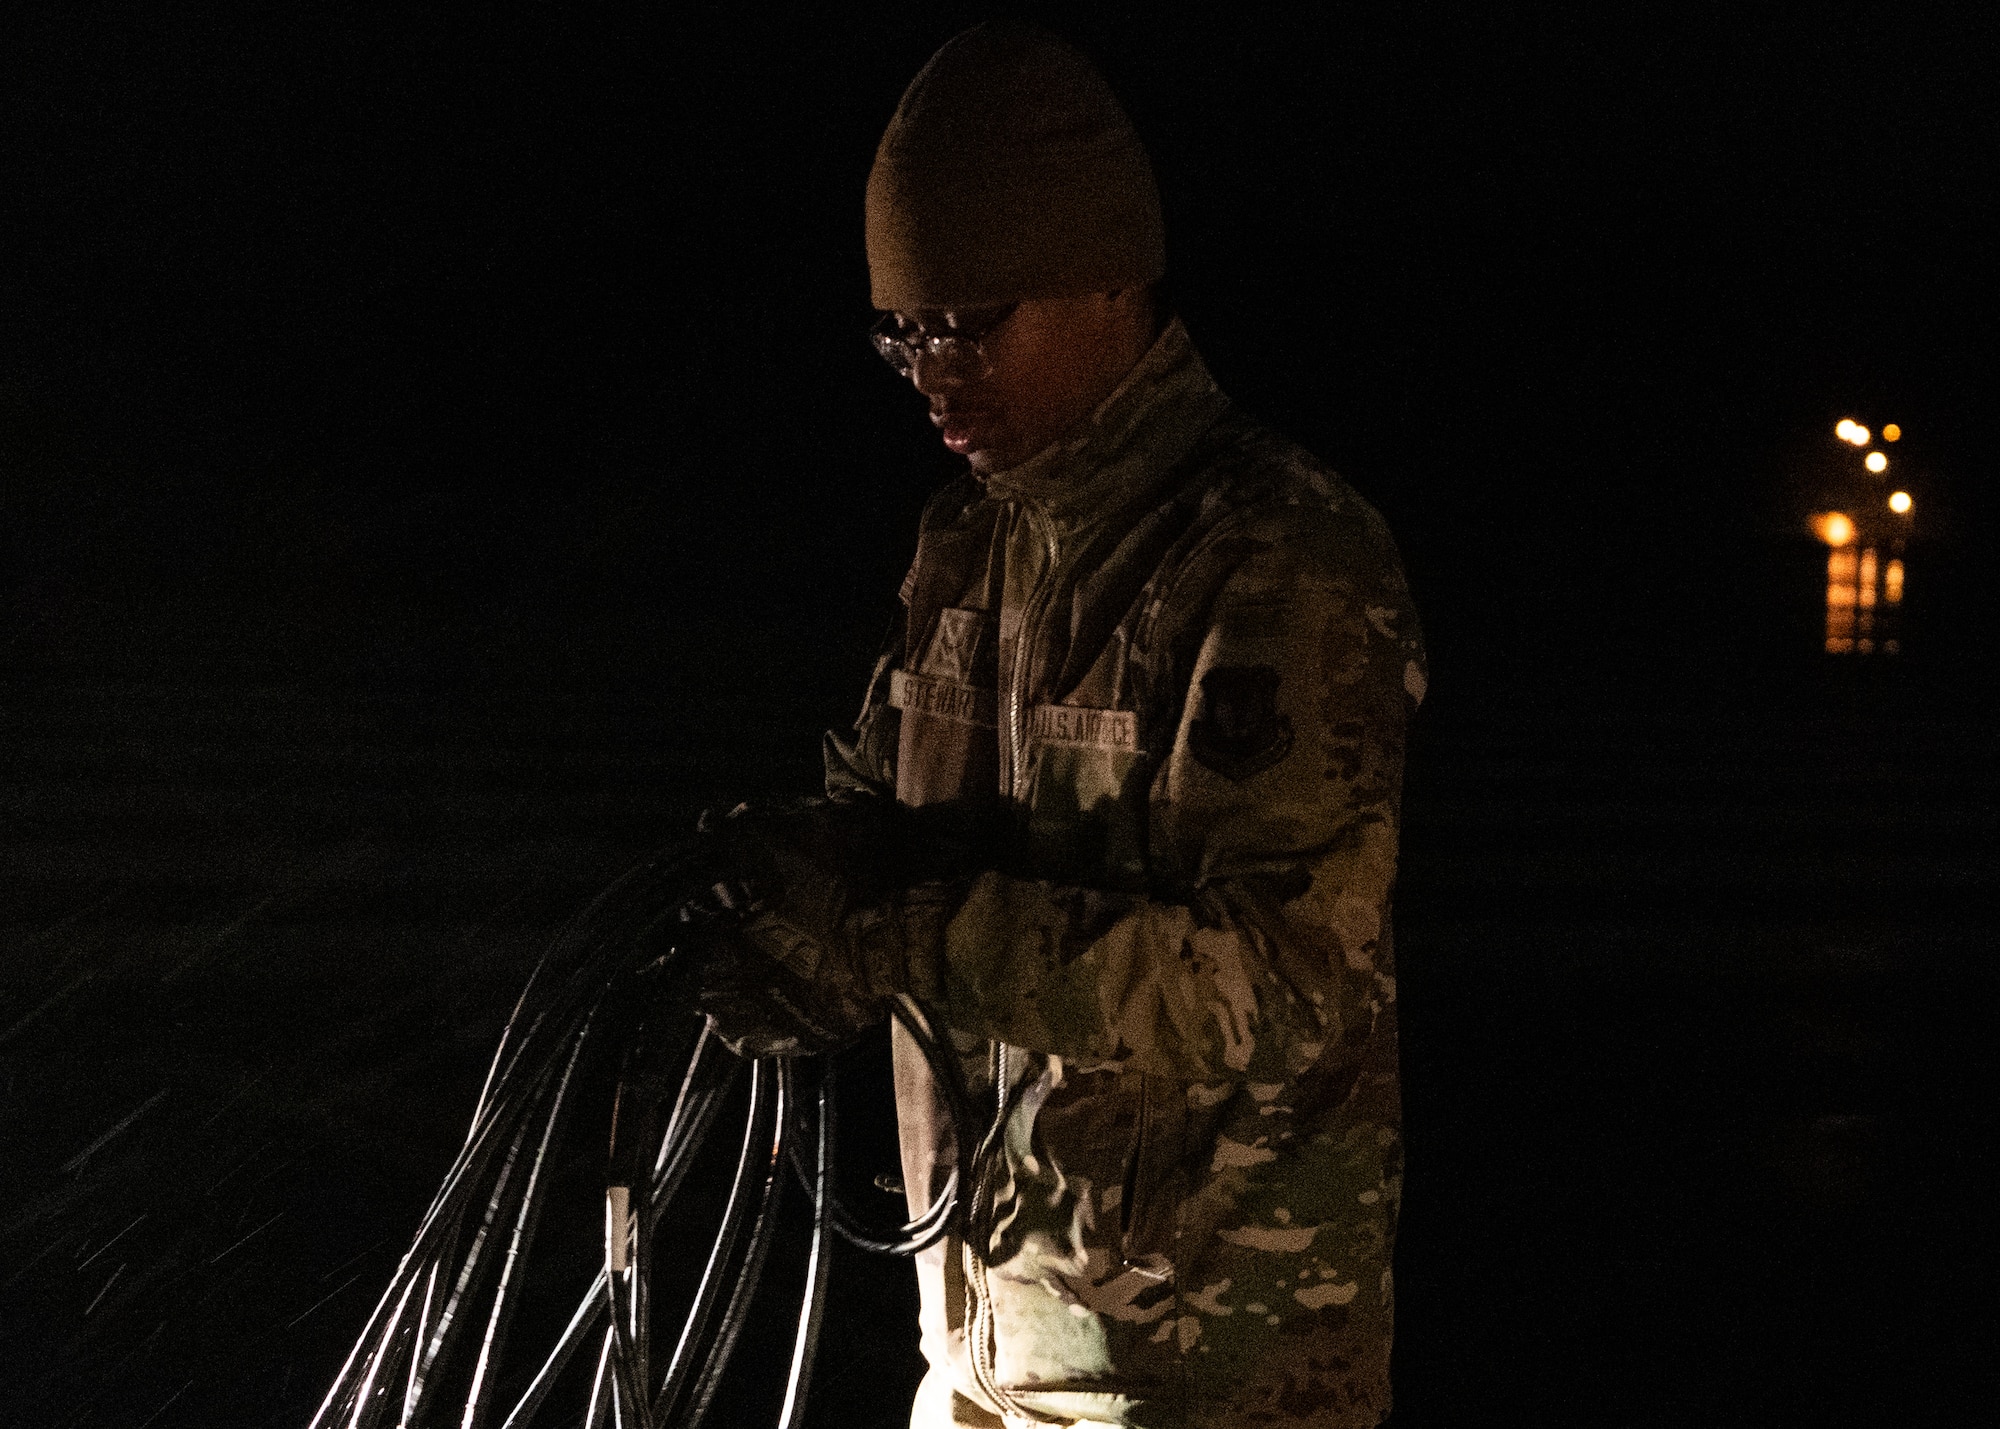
[869, 304, 1017, 382]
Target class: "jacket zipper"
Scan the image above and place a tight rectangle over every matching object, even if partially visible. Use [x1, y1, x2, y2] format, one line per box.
[979, 503, 1054, 1410]
[963, 455, 1224, 1408]
[1003, 502, 1060, 801]
[968, 503, 1061, 1417]
[965, 1043, 1026, 1418]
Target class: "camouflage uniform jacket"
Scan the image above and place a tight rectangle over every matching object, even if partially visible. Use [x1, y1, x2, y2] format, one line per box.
[825, 319, 1426, 1429]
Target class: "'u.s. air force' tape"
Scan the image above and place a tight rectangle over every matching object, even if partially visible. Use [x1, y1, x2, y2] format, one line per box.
[1027, 704, 1137, 751]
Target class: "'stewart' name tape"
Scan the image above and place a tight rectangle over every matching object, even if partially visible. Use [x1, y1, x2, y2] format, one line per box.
[889, 670, 998, 728]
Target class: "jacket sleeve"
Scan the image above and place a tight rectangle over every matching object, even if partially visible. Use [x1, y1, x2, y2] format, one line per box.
[932, 517, 1424, 1082]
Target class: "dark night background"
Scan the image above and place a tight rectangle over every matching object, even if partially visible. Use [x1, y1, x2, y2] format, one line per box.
[2, 6, 1995, 1427]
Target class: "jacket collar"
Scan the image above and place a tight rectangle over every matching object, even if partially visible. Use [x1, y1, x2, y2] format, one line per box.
[979, 317, 1231, 538]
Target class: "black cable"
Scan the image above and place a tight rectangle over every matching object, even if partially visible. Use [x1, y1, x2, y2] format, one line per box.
[313, 839, 992, 1429]
[311, 839, 712, 1428]
[497, 1036, 738, 1429]
[775, 1061, 834, 1429]
[647, 1059, 775, 1423]
[776, 997, 978, 1257]
[672, 1068, 789, 1429]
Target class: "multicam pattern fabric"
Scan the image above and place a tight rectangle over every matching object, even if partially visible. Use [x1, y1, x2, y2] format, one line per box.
[824, 319, 1425, 1428]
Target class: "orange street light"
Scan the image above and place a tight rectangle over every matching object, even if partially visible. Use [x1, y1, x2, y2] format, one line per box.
[1812, 511, 1856, 546]
[1888, 490, 1912, 514]
[1865, 451, 1889, 473]
[1882, 423, 1902, 442]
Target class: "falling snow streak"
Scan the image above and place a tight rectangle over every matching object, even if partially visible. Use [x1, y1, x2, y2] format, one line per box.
[61, 1090, 170, 1174]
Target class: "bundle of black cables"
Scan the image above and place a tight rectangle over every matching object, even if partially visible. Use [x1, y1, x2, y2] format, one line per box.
[307, 838, 980, 1429]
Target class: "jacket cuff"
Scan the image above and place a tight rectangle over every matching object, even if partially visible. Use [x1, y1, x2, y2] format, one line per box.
[850, 883, 957, 1005]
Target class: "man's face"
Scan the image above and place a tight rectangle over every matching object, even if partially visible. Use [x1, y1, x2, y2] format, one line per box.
[891, 290, 1152, 474]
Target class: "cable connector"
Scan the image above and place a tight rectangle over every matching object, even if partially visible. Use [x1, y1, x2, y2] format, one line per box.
[606, 1185, 633, 1274]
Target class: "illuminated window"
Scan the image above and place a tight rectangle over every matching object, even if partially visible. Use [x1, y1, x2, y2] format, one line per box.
[1825, 546, 1858, 653]
[1812, 428, 1913, 656]
[1826, 546, 1906, 655]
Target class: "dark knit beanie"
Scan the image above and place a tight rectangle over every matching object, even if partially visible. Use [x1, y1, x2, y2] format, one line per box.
[865, 22, 1166, 310]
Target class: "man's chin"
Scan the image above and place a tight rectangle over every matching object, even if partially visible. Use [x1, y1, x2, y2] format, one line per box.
[948, 428, 1028, 473]
[936, 413, 1017, 468]
[952, 434, 1007, 472]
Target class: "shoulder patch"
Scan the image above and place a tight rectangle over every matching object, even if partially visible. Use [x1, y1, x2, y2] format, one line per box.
[1189, 665, 1294, 780]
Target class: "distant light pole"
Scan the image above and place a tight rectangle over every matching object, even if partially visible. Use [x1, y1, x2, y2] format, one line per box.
[1814, 417, 1910, 655]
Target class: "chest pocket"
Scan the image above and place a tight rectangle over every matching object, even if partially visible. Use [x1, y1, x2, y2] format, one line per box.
[893, 606, 1000, 810]
[1020, 702, 1150, 889]
[919, 606, 990, 684]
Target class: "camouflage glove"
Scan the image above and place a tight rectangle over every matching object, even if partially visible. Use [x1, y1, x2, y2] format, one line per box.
[677, 798, 963, 1058]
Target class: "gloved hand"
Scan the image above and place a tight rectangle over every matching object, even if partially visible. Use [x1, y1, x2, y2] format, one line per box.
[675, 798, 968, 1058]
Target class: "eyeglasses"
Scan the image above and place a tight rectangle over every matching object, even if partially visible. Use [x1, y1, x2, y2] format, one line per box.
[868, 303, 1019, 381]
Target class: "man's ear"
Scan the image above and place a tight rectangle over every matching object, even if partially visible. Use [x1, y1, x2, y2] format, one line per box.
[1109, 284, 1163, 338]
